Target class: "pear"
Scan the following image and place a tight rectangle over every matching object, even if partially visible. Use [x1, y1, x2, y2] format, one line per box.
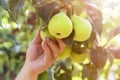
[56, 46, 72, 61]
[80, 11, 87, 18]
[70, 51, 89, 63]
[48, 12, 73, 39]
[40, 28, 55, 40]
[71, 15, 92, 41]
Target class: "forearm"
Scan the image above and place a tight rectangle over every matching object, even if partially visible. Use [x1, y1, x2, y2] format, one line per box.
[15, 64, 38, 80]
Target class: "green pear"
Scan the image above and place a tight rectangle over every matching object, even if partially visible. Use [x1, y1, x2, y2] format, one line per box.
[56, 46, 72, 61]
[71, 15, 92, 41]
[48, 12, 73, 39]
[80, 11, 87, 18]
[40, 28, 55, 40]
[70, 51, 89, 63]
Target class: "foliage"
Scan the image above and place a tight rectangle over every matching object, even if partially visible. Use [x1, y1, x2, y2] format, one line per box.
[0, 0, 120, 80]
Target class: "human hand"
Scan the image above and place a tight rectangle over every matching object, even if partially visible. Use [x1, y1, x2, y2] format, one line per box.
[15, 28, 66, 80]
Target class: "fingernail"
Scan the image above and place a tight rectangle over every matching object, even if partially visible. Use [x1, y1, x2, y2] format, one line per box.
[45, 37, 50, 42]
[44, 43, 47, 47]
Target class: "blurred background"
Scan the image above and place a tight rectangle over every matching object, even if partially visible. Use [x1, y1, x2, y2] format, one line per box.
[0, 0, 120, 80]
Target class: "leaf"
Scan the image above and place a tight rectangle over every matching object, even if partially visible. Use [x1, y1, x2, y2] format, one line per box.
[71, 0, 86, 15]
[0, 6, 2, 27]
[38, 71, 48, 80]
[9, 59, 16, 71]
[0, 0, 8, 10]
[72, 41, 86, 53]
[53, 61, 72, 80]
[0, 65, 4, 73]
[90, 47, 107, 69]
[26, 12, 36, 26]
[105, 34, 120, 59]
[84, 30, 99, 48]
[32, 0, 41, 4]
[59, 0, 72, 3]
[86, 2, 103, 35]
[32, 0, 49, 6]
[35, 2, 60, 25]
[82, 63, 98, 80]
[0, 31, 16, 43]
[108, 54, 113, 66]
[5, 71, 10, 80]
[60, 0, 86, 17]
[8, 0, 25, 21]
[108, 26, 120, 40]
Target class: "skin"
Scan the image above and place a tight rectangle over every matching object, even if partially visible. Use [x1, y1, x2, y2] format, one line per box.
[15, 28, 66, 80]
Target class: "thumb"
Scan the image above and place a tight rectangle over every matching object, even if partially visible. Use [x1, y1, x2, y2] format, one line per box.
[31, 28, 42, 44]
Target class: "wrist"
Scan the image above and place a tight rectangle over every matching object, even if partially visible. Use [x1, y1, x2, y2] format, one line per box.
[15, 63, 38, 80]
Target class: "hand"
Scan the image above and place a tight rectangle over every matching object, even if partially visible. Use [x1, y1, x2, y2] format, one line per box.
[15, 28, 66, 80]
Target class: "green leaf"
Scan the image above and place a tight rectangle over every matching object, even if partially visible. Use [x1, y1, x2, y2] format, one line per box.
[0, 6, 2, 27]
[8, 0, 25, 21]
[5, 71, 10, 80]
[0, 65, 3, 73]
[0, 51, 5, 73]
[38, 71, 47, 80]
[53, 61, 72, 80]
[0, 0, 8, 10]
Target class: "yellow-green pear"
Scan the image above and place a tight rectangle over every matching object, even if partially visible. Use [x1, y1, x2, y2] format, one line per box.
[80, 11, 87, 18]
[40, 28, 55, 40]
[56, 46, 72, 61]
[70, 51, 89, 63]
[48, 12, 73, 39]
[71, 15, 92, 41]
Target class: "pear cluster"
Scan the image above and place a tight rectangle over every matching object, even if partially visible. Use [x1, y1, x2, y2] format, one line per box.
[40, 12, 92, 63]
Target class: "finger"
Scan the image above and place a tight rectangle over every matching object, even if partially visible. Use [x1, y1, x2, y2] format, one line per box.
[56, 39, 66, 53]
[41, 40, 55, 61]
[42, 41, 55, 66]
[35, 41, 55, 73]
[45, 37, 59, 58]
[31, 28, 42, 44]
